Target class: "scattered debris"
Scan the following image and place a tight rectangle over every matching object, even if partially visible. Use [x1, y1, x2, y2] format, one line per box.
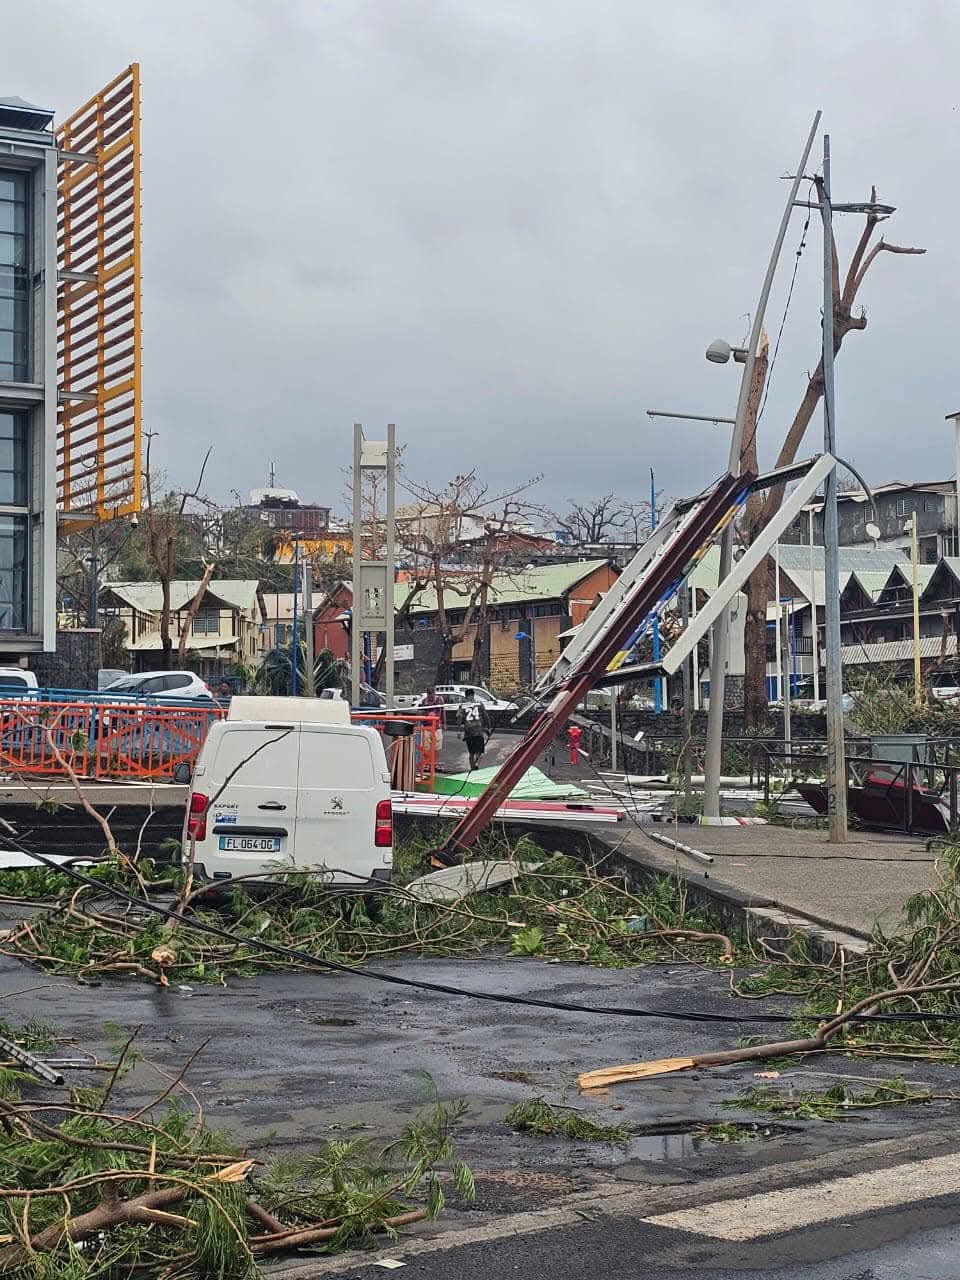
[405, 858, 541, 904]
[505, 1097, 631, 1145]
[0, 837, 734, 984]
[0, 1021, 474, 1276]
[729, 1076, 947, 1122]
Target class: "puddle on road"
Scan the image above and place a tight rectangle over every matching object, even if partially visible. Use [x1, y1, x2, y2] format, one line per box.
[626, 1131, 701, 1161]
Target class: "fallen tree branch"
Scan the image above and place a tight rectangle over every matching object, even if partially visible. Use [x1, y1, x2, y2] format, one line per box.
[578, 978, 960, 1090]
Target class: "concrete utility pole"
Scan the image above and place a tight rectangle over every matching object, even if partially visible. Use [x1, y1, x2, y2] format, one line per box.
[819, 133, 848, 843]
[702, 112, 822, 819]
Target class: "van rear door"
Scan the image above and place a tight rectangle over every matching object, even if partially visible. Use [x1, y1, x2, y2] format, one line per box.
[206, 724, 300, 867]
[294, 725, 390, 881]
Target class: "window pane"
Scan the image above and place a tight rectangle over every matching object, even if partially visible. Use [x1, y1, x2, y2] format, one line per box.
[0, 235, 26, 269]
[0, 515, 27, 629]
[0, 174, 25, 202]
[0, 418, 27, 505]
[0, 203, 24, 235]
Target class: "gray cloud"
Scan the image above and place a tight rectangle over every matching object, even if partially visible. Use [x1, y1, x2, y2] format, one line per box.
[2, 0, 954, 517]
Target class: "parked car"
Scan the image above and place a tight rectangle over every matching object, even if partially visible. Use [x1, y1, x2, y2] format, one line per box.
[0, 668, 38, 695]
[183, 695, 395, 887]
[103, 671, 214, 703]
[434, 684, 518, 715]
[930, 671, 960, 703]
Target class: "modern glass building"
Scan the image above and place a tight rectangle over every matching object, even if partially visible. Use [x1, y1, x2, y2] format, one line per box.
[0, 96, 57, 651]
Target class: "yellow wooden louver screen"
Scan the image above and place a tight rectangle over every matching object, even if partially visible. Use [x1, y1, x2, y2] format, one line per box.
[57, 64, 141, 532]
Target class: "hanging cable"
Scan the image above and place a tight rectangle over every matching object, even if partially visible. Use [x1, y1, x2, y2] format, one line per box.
[740, 179, 815, 468]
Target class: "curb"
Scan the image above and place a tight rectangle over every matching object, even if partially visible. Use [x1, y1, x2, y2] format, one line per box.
[520, 821, 869, 964]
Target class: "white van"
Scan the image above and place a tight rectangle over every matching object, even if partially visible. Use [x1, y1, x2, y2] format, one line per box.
[182, 696, 395, 888]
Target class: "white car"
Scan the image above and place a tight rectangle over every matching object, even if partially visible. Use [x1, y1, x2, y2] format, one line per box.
[103, 671, 214, 702]
[434, 684, 518, 715]
[183, 696, 394, 887]
[0, 668, 38, 695]
[930, 673, 960, 702]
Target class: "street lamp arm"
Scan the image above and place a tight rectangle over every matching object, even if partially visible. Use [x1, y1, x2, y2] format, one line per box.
[830, 454, 879, 532]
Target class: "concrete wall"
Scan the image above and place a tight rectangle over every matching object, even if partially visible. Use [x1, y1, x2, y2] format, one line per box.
[29, 629, 102, 689]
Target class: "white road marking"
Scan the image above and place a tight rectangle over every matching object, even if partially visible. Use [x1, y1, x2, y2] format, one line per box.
[644, 1151, 960, 1241]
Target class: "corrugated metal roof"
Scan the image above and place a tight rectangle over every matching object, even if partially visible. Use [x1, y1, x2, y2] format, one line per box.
[103, 580, 261, 614]
[397, 559, 611, 613]
[841, 635, 959, 665]
[773, 544, 909, 573]
[847, 569, 907, 601]
[128, 631, 239, 652]
[775, 567, 855, 607]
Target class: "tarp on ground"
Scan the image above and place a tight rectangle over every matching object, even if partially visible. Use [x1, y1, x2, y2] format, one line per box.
[430, 765, 590, 801]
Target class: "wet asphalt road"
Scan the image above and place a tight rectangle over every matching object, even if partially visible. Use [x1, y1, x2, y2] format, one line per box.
[6, 951, 960, 1279]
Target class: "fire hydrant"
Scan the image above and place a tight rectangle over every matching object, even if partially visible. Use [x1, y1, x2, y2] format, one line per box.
[566, 724, 582, 765]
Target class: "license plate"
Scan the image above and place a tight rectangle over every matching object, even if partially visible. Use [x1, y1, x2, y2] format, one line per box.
[218, 836, 281, 853]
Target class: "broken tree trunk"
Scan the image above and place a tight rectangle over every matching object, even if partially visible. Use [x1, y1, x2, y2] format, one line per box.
[578, 977, 960, 1091]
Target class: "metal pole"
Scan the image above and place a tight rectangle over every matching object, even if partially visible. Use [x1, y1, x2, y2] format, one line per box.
[384, 423, 396, 707]
[690, 586, 700, 710]
[302, 560, 315, 696]
[88, 551, 98, 629]
[954, 417, 960, 557]
[610, 689, 618, 773]
[781, 597, 792, 761]
[820, 132, 848, 843]
[681, 585, 693, 806]
[291, 539, 300, 697]
[774, 549, 782, 703]
[912, 510, 922, 704]
[351, 423, 363, 708]
[650, 468, 662, 714]
[703, 111, 821, 818]
[809, 507, 820, 702]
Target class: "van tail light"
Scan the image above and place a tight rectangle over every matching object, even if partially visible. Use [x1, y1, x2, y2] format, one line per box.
[374, 797, 393, 848]
[187, 792, 209, 842]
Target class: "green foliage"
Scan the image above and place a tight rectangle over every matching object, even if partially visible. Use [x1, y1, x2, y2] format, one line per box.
[0, 1027, 472, 1278]
[849, 673, 958, 736]
[693, 1122, 765, 1143]
[731, 1076, 931, 1121]
[509, 926, 545, 956]
[505, 1096, 631, 1145]
[0, 834, 732, 987]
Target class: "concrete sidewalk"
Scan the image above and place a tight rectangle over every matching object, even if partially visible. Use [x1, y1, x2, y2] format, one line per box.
[440, 730, 941, 946]
[609, 823, 937, 944]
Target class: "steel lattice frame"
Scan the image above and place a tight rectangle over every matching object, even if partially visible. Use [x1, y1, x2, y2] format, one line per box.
[57, 64, 141, 532]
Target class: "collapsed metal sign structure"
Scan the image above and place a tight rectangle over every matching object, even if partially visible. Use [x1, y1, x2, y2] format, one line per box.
[436, 454, 839, 860]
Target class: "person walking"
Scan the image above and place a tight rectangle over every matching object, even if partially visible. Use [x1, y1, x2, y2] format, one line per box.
[460, 688, 491, 770]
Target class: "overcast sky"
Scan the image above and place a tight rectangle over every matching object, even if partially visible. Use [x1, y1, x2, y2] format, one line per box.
[5, 1, 956, 519]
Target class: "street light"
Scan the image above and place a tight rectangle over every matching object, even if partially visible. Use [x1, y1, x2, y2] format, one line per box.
[705, 339, 748, 365]
[646, 409, 736, 426]
[700, 112, 822, 824]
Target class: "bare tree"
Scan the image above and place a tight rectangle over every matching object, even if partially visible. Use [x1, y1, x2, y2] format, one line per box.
[398, 471, 545, 684]
[556, 494, 625, 545]
[739, 188, 924, 727]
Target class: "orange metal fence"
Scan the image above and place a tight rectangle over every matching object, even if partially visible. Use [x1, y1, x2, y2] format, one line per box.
[351, 712, 440, 789]
[0, 701, 440, 786]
